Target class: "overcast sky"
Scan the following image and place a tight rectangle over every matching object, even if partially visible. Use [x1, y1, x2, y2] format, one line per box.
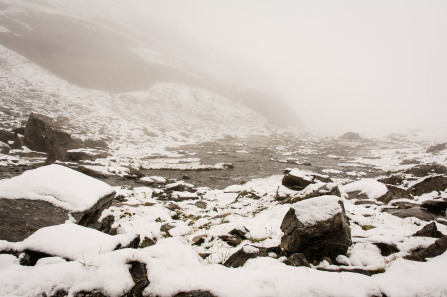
[126, 0, 446, 135]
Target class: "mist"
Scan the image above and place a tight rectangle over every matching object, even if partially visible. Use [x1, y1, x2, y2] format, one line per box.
[126, 0, 447, 135]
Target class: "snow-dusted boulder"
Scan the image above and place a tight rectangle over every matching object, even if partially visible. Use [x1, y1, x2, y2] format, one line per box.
[280, 195, 351, 261]
[0, 164, 115, 241]
[341, 179, 388, 200]
[282, 168, 331, 191]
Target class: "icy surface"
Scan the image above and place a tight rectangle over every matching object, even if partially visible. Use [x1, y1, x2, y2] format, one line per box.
[0, 164, 114, 211]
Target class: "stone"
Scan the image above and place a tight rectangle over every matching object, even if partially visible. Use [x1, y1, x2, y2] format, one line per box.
[405, 164, 447, 177]
[339, 132, 362, 140]
[83, 138, 109, 149]
[195, 201, 207, 209]
[219, 234, 242, 247]
[224, 245, 282, 268]
[283, 253, 311, 267]
[373, 242, 400, 256]
[10, 133, 23, 150]
[404, 236, 447, 261]
[426, 142, 447, 153]
[0, 128, 14, 143]
[383, 207, 437, 222]
[192, 234, 207, 246]
[282, 168, 331, 191]
[280, 196, 351, 261]
[139, 236, 157, 248]
[122, 262, 149, 297]
[0, 165, 115, 242]
[412, 222, 444, 238]
[98, 215, 118, 235]
[420, 200, 447, 214]
[410, 176, 447, 196]
[0, 141, 10, 154]
[378, 185, 411, 204]
[24, 113, 79, 163]
[229, 225, 250, 240]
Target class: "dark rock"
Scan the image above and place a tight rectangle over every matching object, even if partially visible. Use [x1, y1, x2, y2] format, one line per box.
[236, 190, 262, 200]
[354, 200, 380, 206]
[383, 207, 437, 222]
[282, 174, 313, 191]
[410, 175, 447, 196]
[83, 139, 108, 149]
[388, 201, 418, 209]
[98, 215, 117, 235]
[12, 127, 25, 135]
[280, 198, 351, 261]
[160, 223, 176, 237]
[283, 253, 310, 267]
[316, 267, 385, 276]
[74, 291, 107, 297]
[0, 141, 10, 154]
[24, 113, 79, 163]
[420, 200, 447, 214]
[219, 234, 242, 247]
[339, 132, 362, 140]
[427, 142, 447, 153]
[173, 291, 217, 297]
[378, 185, 411, 204]
[19, 250, 53, 266]
[10, 133, 24, 150]
[122, 262, 149, 297]
[229, 226, 250, 240]
[139, 236, 157, 248]
[405, 164, 447, 177]
[195, 201, 207, 209]
[0, 128, 14, 143]
[182, 175, 191, 180]
[412, 222, 444, 238]
[119, 235, 140, 249]
[224, 245, 281, 268]
[76, 165, 110, 179]
[404, 236, 447, 261]
[192, 234, 206, 246]
[373, 242, 400, 256]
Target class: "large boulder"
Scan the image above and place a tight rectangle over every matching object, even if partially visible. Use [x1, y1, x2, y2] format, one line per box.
[0, 164, 115, 241]
[280, 195, 351, 261]
[410, 176, 447, 196]
[24, 113, 79, 163]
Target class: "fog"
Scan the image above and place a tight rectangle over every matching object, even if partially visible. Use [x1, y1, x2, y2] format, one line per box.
[6, 0, 447, 135]
[127, 0, 447, 135]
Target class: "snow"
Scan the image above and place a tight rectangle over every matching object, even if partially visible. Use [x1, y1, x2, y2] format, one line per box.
[341, 178, 388, 200]
[0, 223, 133, 260]
[0, 164, 114, 211]
[242, 245, 259, 254]
[291, 195, 343, 225]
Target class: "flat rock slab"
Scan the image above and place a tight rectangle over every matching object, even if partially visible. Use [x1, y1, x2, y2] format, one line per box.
[0, 164, 115, 241]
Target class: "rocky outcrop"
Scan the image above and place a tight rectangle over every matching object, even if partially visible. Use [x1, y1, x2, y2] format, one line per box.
[280, 196, 351, 261]
[410, 176, 447, 196]
[377, 185, 411, 204]
[24, 113, 80, 163]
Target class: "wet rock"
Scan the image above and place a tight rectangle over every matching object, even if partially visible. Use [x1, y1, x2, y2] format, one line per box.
[0, 141, 10, 154]
[24, 113, 79, 163]
[173, 291, 217, 297]
[404, 236, 447, 261]
[373, 242, 400, 256]
[420, 200, 447, 214]
[383, 207, 437, 222]
[224, 245, 282, 268]
[378, 185, 411, 204]
[412, 222, 444, 238]
[410, 175, 447, 196]
[283, 253, 310, 267]
[280, 196, 351, 261]
[426, 142, 447, 153]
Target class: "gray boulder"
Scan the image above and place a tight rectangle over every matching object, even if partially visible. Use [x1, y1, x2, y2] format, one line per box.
[0, 164, 115, 241]
[412, 222, 444, 238]
[404, 236, 447, 261]
[410, 175, 447, 196]
[0, 141, 10, 154]
[280, 196, 351, 261]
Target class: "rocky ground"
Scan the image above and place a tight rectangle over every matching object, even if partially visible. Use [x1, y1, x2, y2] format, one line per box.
[1, 115, 447, 297]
